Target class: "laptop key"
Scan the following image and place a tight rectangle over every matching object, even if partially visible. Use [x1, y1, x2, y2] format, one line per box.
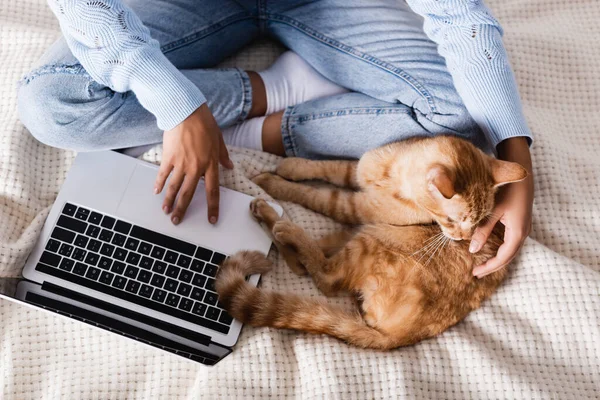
[205, 306, 220, 321]
[40, 251, 61, 267]
[179, 269, 193, 283]
[150, 246, 165, 260]
[190, 287, 205, 301]
[192, 302, 207, 316]
[112, 276, 127, 289]
[100, 243, 115, 257]
[45, 239, 61, 253]
[58, 243, 73, 257]
[59, 258, 74, 272]
[195, 247, 213, 262]
[113, 248, 127, 261]
[72, 248, 86, 261]
[86, 225, 100, 238]
[62, 203, 77, 216]
[85, 266, 101, 281]
[126, 252, 141, 265]
[98, 256, 113, 270]
[99, 271, 114, 285]
[151, 289, 167, 303]
[99, 229, 114, 243]
[84, 252, 99, 266]
[179, 298, 193, 312]
[191, 259, 205, 272]
[125, 280, 141, 294]
[166, 293, 181, 307]
[164, 251, 178, 264]
[139, 256, 153, 270]
[204, 292, 218, 306]
[211, 252, 226, 265]
[139, 284, 153, 298]
[176, 283, 191, 297]
[150, 274, 165, 288]
[51, 227, 76, 244]
[205, 278, 216, 292]
[74, 234, 89, 248]
[177, 255, 191, 269]
[111, 261, 126, 274]
[164, 278, 179, 292]
[111, 233, 126, 247]
[203, 263, 218, 277]
[73, 262, 87, 276]
[219, 312, 234, 326]
[138, 270, 152, 283]
[57, 215, 87, 234]
[88, 211, 103, 225]
[192, 273, 206, 288]
[125, 238, 139, 251]
[87, 239, 101, 252]
[166, 265, 180, 278]
[124, 265, 139, 279]
[100, 215, 116, 229]
[138, 242, 152, 255]
[114, 220, 132, 235]
[152, 261, 167, 274]
[75, 207, 90, 221]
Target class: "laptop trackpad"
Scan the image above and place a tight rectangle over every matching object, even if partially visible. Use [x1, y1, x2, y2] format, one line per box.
[115, 163, 274, 255]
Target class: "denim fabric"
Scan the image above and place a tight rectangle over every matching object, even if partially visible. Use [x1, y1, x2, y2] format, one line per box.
[18, 0, 489, 158]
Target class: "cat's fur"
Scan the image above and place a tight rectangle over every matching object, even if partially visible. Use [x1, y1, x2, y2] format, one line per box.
[215, 136, 527, 349]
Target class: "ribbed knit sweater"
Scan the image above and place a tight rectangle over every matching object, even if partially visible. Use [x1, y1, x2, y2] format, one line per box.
[47, 0, 532, 148]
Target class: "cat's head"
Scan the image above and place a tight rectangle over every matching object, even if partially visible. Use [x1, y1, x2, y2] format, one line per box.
[419, 138, 527, 241]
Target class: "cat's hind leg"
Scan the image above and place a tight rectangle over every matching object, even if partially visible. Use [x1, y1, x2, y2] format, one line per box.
[276, 158, 360, 189]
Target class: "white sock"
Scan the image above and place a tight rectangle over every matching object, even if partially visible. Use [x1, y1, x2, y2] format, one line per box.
[222, 116, 265, 151]
[258, 51, 348, 115]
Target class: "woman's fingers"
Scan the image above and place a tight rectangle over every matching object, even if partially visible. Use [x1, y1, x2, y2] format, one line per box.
[204, 162, 220, 224]
[154, 161, 173, 195]
[473, 226, 523, 278]
[162, 169, 185, 217]
[470, 213, 501, 254]
[171, 172, 202, 225]
[218, 134, 234, 169]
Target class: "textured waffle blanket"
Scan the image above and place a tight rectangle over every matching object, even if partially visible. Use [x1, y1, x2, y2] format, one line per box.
[1, 0, 599, 398]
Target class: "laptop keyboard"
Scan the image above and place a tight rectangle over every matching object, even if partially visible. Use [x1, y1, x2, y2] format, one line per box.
[35, 202, 235, 334]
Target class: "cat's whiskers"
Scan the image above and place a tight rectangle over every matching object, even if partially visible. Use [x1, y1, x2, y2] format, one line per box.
[412, 233, 446, 266]
[425, 235, 450, 267]
[411, 232, 444, 258]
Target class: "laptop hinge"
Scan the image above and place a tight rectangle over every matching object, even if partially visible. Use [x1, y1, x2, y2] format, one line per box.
[41, 281, 213, 346]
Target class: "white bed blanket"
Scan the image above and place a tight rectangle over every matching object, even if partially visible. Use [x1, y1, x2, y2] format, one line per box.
[1, 0, 599, 398]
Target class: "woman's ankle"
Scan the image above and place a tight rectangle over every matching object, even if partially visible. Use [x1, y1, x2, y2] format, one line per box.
[262, 111, 285, 156]
[247, 71, 267, 118]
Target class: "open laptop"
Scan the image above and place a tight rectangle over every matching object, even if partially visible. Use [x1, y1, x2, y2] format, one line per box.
[0, 150, 281, 366]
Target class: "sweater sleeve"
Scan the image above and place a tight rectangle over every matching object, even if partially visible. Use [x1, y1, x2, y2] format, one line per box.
[405, 0, 533, 149]
[47, 0, 206, 131]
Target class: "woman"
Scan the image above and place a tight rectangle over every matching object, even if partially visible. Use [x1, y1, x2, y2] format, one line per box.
[18, 0, 533, 278]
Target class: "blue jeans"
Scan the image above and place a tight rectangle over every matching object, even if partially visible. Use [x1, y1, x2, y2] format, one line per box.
[18, 0, 486, 159]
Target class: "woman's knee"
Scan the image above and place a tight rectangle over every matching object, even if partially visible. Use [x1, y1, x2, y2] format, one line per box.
[17, 66, 109, 151]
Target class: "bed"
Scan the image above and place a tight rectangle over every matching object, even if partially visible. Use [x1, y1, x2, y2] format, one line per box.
[0, 0, 598, 398]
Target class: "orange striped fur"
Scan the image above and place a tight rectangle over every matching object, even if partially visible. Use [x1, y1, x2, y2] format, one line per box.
[216, 136, 527, 349]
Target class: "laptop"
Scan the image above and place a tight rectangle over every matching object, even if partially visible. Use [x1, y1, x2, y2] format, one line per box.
[0, 150, 281, 366]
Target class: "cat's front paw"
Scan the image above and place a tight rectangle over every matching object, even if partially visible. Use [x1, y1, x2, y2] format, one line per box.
[276, 158, 306, 181]
[249, 198, 280, 227]
[253, 173, 286, 197]
[272, 220, 304, 247]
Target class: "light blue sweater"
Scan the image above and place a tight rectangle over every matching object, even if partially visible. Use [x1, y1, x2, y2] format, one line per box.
[47, 0, 532, 149]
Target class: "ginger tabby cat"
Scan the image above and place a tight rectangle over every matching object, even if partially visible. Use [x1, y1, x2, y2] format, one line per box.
[215, 136, 527, 349]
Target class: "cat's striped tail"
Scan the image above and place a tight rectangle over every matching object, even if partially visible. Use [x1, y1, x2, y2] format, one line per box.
[215, 251, 401, 350]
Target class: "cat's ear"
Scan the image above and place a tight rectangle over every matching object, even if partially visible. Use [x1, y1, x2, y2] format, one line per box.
[427, 165, 456, 199]
[491, 159, 528, 188]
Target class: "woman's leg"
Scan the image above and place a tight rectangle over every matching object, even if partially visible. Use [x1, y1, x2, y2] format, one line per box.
[263, 0, 488, 159]
[17, 0, 261, 151]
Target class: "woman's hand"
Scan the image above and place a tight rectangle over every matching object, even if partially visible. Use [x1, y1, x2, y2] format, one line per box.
[154, 104, 233, 225]
[469, 137, 534, 278]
